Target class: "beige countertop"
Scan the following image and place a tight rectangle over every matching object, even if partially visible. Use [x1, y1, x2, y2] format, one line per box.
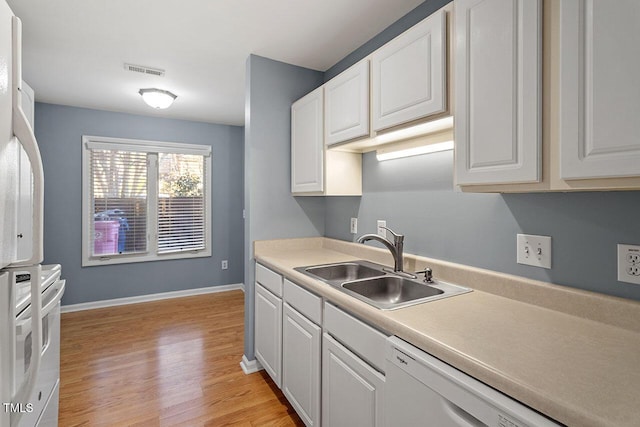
[254, 237, 640, 427]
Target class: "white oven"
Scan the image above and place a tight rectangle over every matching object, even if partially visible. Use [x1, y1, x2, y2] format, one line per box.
[8, 266, 64, 427]
[14, 279, 63, 427]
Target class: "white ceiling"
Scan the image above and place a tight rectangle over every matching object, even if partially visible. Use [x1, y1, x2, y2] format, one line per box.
[7, 0, 425, 126]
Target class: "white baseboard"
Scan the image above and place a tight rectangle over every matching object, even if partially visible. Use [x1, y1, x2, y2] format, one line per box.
[240, 355, 263, 374]
[61, 283, 245, 313]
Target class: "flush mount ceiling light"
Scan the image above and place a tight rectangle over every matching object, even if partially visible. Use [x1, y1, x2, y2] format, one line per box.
[138, 88, 177, 109]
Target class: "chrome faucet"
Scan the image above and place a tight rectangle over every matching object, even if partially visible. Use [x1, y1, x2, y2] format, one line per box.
[357, 227, 413, 277]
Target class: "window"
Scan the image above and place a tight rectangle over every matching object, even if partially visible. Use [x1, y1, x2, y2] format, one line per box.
[82, 136, 212, 266]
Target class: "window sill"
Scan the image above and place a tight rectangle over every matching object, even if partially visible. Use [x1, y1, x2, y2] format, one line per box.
[82, 249, 212, 267]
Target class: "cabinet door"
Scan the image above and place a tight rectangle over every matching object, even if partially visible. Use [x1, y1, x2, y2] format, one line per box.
[325, 60, 369, 145]
[282, 304, 321, 427]
[291, 87, 324, 193]
[454, 0, 541, 185]
[560, 0, 640, 179]
[254, 283, 282, 387]
[371, 10, 446, 131]
[322, 333, 385, 427]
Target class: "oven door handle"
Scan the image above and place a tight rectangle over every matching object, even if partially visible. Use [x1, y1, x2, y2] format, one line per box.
[15, 280, 66, 336]
[41, 279, 65, 317]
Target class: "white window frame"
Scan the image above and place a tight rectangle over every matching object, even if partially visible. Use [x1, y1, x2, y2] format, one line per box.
[82, 135, 212, 266]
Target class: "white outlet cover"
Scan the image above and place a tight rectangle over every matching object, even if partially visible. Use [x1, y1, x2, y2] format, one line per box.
[517, 234, 552, 269]
[377, 220, 386, 237]
[221, 260, 228, 270]
[617, 244, 640, 285]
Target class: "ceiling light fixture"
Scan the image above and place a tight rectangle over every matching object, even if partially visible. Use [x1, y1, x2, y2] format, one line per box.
[138, 88, 177, 109]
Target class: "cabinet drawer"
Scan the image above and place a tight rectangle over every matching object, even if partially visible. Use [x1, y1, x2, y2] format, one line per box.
[324, 302, 388, 373]
[284, 279, 322, 325]
[256, 263, 283, 297]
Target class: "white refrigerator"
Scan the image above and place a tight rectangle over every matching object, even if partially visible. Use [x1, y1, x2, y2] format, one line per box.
[0, 1, 64, 426]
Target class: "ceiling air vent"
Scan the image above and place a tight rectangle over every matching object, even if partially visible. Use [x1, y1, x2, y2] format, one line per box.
[124, 63, 165, 77]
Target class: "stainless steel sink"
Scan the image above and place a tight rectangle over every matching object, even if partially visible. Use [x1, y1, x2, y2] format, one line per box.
[342, 276, 443, 304]
[304, 262, 383, 282]
[294, 260, 471, 310]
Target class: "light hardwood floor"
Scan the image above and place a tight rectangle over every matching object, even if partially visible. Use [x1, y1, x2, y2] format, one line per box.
[59, 290, 303, 426]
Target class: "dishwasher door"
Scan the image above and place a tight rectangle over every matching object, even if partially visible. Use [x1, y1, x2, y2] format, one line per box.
[384, 337, 560, 427]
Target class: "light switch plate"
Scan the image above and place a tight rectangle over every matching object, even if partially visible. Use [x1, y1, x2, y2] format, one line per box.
[517, 234, 552, 269]
[377, 220, 386, 237]
[617, 244, 640, 285]
[350, 218, 358, 234]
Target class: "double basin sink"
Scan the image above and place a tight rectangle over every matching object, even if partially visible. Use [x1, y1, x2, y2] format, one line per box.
[294, 260, 471, 310]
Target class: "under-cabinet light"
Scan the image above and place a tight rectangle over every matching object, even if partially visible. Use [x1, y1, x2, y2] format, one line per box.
[376, 140, 454, 161]
[373, 116, 454, 144]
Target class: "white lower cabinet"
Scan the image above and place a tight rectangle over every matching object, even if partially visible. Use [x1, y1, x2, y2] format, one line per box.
[255, 266, 386, 426]
[282, 278, 323, 426]
[322, 302, 387, 427]
[282, 303, 321, 426]
[254, 282, 282, 387]
[322, 333, 385, 427]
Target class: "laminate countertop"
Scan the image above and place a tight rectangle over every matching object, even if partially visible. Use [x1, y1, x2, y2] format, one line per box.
[253, 237, 640, 427]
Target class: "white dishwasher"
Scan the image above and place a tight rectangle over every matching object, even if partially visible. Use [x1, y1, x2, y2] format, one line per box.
[385, 337, 560, 427]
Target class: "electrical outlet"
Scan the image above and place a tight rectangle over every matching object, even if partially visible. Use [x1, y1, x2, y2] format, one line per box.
[350, 218, 358, 234]
[221, 260, 228, 270]
[627, 253, 640, 264]
[618, 244, 640, 285]
[377, 220, 386, 237]
[516, 234, 552, 269]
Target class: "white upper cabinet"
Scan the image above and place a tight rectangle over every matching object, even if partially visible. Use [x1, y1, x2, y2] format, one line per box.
[371, 10, 447, 132]
[292, 87, 362, 196]
[454, 0, 542, 185]
[559, 0, 640, 179]
[291, 87, 324, 193]
[325, 60, 369, 146]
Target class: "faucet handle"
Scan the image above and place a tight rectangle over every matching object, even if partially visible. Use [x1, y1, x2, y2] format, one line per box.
[381, 226, 403, 242]
[415, 267, 433, 283]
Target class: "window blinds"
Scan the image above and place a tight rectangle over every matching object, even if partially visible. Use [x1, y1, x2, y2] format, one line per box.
[90, 149, 148, 256]
[157, 153, 206, 253]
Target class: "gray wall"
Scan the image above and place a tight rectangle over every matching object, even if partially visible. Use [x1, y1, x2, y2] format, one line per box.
[325, 153, 640, 301]
[243, 55, 325, 359]
[35, 103, 244, 305]
[322, 0, 640, 302]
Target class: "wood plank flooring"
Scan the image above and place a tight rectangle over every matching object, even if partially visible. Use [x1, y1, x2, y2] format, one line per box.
[59, 290, 303, 426]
